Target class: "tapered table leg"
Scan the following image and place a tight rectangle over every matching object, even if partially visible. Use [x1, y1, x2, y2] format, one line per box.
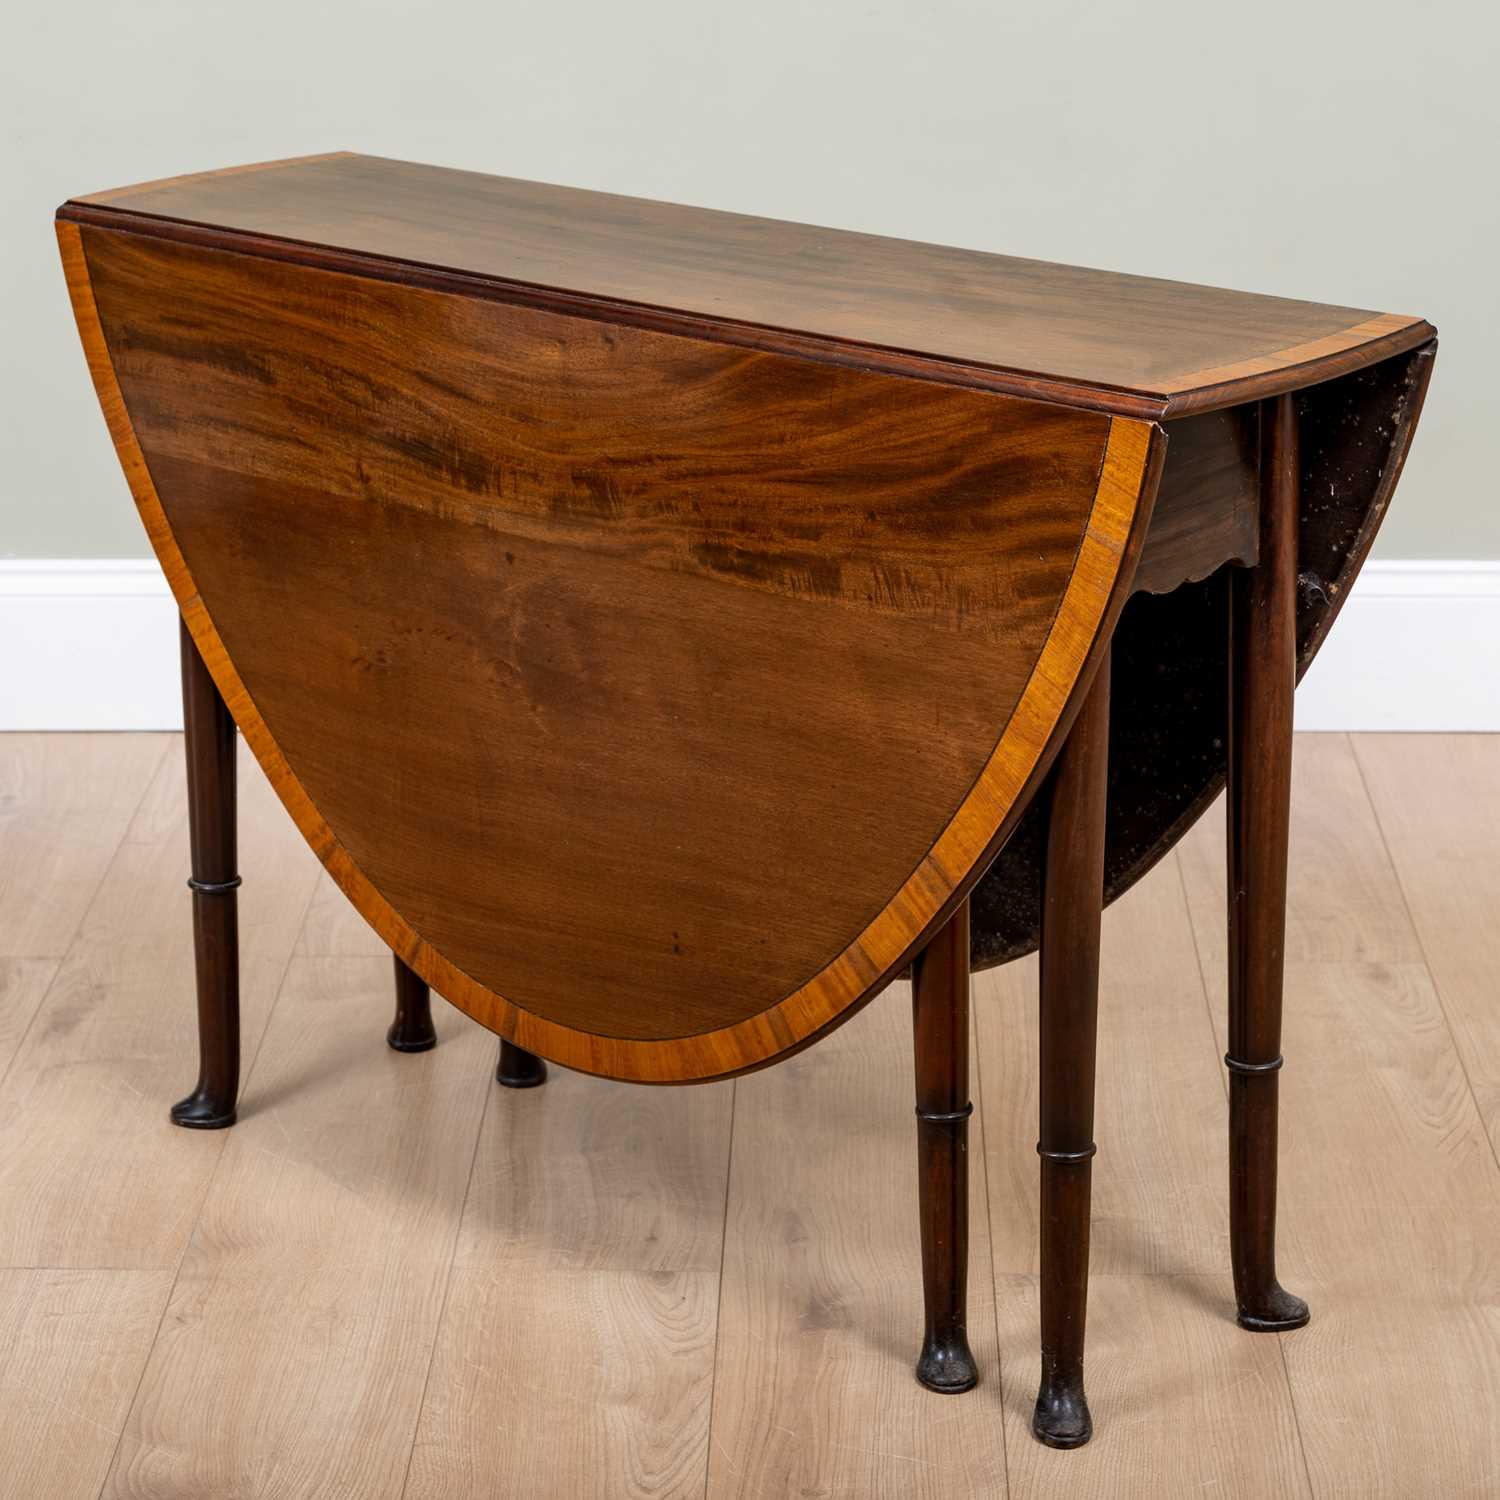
[171, 617, 241, 1129]
[388, 955, 437, 1052]
[1033, 646, 1111, 1448]
[496, 1039, 548, 1088]
[1225, 394, 1310, 1333]
[911, 896, 977, 1393]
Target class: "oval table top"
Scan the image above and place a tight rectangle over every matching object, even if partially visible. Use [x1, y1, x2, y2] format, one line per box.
[56, 155, 1434, 1080]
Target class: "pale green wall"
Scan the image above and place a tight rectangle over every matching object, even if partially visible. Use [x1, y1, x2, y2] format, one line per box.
[3, 0, 1491, 558]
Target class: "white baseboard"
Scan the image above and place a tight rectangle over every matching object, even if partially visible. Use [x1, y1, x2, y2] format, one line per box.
[2, 561, 182, 731]
[2, 558, 1497, 733]
[1295, 561, 1500, 732]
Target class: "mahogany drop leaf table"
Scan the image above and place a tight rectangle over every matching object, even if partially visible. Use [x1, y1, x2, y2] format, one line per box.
[56, 153, 1435, 1449]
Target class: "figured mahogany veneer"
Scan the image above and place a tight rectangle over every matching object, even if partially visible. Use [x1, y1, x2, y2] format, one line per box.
[65, 152, 1430, 420]
[56, 152, 1438, 1454]
[56, 212, 1162, 1081]
[55, 154, 1432, 1080]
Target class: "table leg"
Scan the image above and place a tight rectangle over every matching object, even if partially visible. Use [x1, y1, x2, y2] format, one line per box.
[388, 955, 437, 1052]
[171, 617, 241, 1130]
[496, 1039, 548, 1088]
[1225, 393, 1310, 1333]
[911, 895, 977, 1393]
[1033, 645, 1111, 1448]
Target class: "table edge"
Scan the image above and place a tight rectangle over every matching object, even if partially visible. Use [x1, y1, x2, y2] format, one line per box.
[57, 197, 1434, 420]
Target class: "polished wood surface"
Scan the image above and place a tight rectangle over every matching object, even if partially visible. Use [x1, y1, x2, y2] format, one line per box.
[1033, 648, 1111, 1449]
[1224, 395, 1309, 1332]
[971, 339, 1436, 971]
[58, 214, 1162, 1081]
[495, 1038, 548, 1089]
[5, 733, 1500, 1498]
[54, 159, 1436, 1051]
[1133, 406, 1259, 596]
[50, 155, 1439, 1455]
[172, 618, 241, 1128]
[911, 897, 977, 1394]
[62, 153, 1431, 417]
[388, 954, 437, 1053]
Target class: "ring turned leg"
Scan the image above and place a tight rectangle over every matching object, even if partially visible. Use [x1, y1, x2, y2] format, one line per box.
[911, 896, 977, 1393]
[496, 1039, 548, 1088]
[1225, 394, 1309, 1333]
[1033, 645, 1111, 1448]
[171, 617, 241, 1130]
[387, 956, 437, 1052]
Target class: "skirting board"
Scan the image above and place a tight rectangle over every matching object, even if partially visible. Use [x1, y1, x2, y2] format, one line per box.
[2, 558, 1498, 733]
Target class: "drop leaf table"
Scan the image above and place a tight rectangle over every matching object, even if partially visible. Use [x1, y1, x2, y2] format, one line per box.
[55, 154, 1434, 1449]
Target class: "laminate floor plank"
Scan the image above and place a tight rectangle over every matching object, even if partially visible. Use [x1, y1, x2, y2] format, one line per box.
[993, 1272, 1308, 1499]
[1266, 956, 1500, 1499]
[0, 734, 169, 961]
[1180, 732, 1500, 1500]
[976, 856, 1230, 1280]
[975, 853, 1309, 1496]
[0, 958, 58, 1088]
[99, 955, 494, 1500]
[1353, 733, 1500, 1158]
[407, 1065, 733, 1500]
[705, 987, 1005, 1500]
[3, 732, 1500, 1499]
[1176, 733, 1425, 1026]
[298, 871, 389, 959]
[0, 1268, 174, 1500]
[0, 739, 320, 1269]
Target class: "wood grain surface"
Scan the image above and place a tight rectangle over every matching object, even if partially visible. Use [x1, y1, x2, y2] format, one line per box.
[0, 732, 168, 958]
[408, 1065, 733, 1499]
[0, 733, 168, 1087]
[1353, 734, 1500, 1158]
[978, 849, 1229, 1283]
[1133, 407, 1258, 595]
[0, 1269, 175, 1500]
[970, 340, 1436, 971]
[0, 738, 318, 1270]
[99, 956, 495, 1500]
[706, 994, 1004, 1499]
[61, 153, 1431, 416]
[1177, 734, 1500, 1500]
[59, 217, 1162, 1081]
[3, 733, 1500, 1496]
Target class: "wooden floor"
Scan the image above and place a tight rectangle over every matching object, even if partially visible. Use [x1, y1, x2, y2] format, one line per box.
[1, 732, 1498, 1499]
